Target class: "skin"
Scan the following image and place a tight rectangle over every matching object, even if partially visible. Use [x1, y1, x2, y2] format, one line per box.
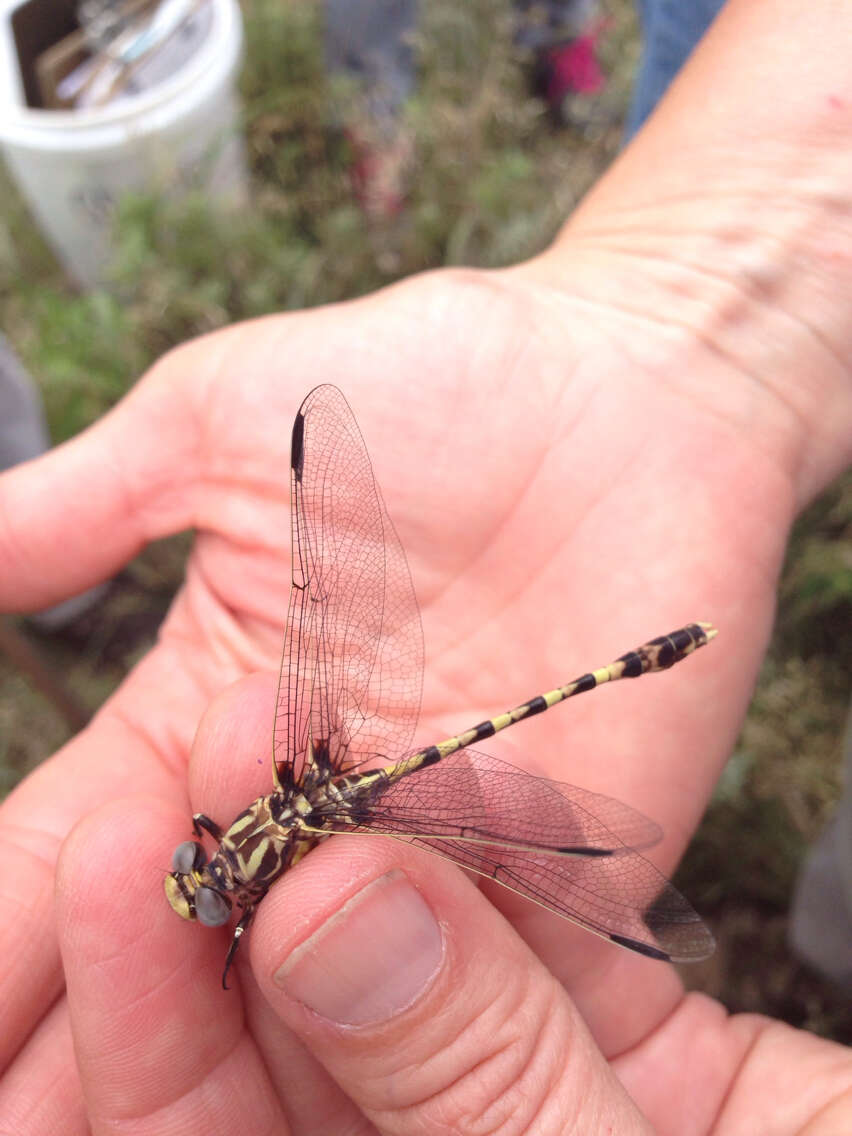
[1, 0, 852, 1132]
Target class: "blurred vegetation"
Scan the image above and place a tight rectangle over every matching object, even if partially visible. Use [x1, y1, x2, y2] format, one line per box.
[1, 0, 851, 1040]
[677, 477, 852, 1040]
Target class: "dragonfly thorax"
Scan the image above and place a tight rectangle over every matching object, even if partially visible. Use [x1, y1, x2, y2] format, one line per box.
[164, 790, 318, 926]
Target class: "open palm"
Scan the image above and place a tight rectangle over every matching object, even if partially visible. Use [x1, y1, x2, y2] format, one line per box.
[0, 265, 827, 1134]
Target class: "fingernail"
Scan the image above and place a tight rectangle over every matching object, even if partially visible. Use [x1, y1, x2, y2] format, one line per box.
[275, 871, 444, 1026]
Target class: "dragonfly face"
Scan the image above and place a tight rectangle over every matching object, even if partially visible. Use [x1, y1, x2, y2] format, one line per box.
[166, 384, 718, 989]
[164, 841, 232, 927]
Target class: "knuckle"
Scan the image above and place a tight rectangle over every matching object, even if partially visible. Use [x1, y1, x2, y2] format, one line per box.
[373, 977, 576, 1136]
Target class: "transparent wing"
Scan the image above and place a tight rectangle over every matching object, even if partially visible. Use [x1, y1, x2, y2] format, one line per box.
[311, 749, 712, 962]
[409, 836, 714, 963]
[274, 385, 424, 784]
[314, 749, 664, 853]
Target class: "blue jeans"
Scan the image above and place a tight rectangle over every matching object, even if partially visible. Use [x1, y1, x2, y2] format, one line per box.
[625, 0, 726, 139]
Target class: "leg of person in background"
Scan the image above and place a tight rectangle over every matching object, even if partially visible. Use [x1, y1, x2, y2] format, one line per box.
[514, 1, 609, 133]
[624, 0, 725, 140]
[324, 0, 418, 216]
[0, 335, 105, 629]
[789, 710, 852, 991]
[0, 334, 49, 469]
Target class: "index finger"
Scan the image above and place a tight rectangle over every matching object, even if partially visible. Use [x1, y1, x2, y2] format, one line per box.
[0, 642, 206, 1079]
[55, 796, 285, 1134]
[0, 709, 173, 1078]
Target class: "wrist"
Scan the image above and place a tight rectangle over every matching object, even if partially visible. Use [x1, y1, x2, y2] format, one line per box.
[524, 0, 852, 509]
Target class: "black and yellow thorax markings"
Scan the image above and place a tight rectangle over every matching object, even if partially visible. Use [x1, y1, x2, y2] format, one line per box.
[206, 770, 406, 893]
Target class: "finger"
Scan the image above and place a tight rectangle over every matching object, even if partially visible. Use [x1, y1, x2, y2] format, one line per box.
[251, 837, 654, 1135]
[0, 316, 307, 615]
[0, 340, 210, 613]
[487, 881, 688, 1058]
[187, 671, 282, 821]
[0, 409, 169, 614]
[55, 796, 290, 1135]
[0, 997, 87, 1136]
[0, 807, 63, 1077]
[187, 673, 376, 1135]
[239, 969, 381, 1136]
[0, 697, 186, 1078]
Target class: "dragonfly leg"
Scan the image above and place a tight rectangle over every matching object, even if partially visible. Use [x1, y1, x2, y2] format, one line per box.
[222, 906, 255, 990]
[193, 813, 224, 842]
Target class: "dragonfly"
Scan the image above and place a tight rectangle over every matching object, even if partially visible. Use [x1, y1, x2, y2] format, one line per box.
[165, 384, 716, 988]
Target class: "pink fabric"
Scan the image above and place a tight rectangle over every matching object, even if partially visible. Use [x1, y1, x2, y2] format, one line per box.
[546, 30, 605, 101]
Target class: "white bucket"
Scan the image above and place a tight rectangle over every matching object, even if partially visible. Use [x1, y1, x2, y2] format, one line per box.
[0, 0, 247, 287]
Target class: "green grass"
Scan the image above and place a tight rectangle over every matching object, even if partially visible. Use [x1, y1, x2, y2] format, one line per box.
[677, 478, 852, 1039]
[1, 0, 851, 1040]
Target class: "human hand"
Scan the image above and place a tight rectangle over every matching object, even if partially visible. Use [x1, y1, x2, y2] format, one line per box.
[6, 0, 852, 1123]
[0, 252, 838, 1131]
[31, 668, 850, 1136]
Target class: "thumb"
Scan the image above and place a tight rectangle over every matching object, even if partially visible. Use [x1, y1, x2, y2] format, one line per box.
[0, 341, 211, 614]
[251, 838, 654, 1135]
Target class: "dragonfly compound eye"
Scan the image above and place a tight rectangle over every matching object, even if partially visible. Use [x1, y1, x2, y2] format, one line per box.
[195, 886, 232, 927]
[172, 841, 205, 873]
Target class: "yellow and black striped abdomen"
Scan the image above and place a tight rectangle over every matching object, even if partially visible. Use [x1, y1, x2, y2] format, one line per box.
[399, 623, 715, 771]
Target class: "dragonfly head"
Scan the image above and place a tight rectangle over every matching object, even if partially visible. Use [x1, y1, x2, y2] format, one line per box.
[164, 840, 232, 927]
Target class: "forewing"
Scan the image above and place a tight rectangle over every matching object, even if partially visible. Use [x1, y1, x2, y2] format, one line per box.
[274, 385, 424, 784]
